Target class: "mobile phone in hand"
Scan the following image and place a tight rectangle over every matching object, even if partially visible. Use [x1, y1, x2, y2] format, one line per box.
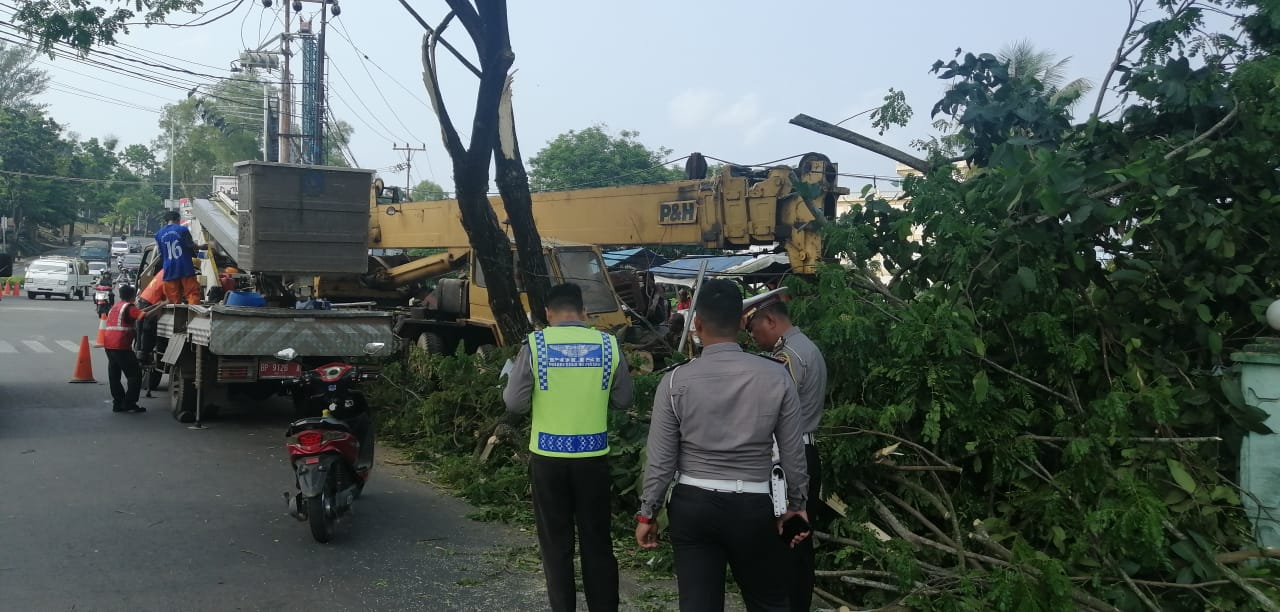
[780, 515, 810, 542]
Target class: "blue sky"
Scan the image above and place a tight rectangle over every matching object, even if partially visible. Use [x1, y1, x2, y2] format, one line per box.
[18, 0, 1131, 193]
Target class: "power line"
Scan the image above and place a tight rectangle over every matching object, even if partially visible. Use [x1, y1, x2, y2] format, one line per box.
[327, 55, 403, 143]
[0, 169, 154, 185]
[331, 20, 428, 143]
[0, 28, 304, 122]
[328, 84, 397, 145]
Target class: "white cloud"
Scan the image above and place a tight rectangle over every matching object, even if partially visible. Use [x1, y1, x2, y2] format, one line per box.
[669, 89, 770, 145]
[668, 88, 719, 128]
[712, 93, 761, 129]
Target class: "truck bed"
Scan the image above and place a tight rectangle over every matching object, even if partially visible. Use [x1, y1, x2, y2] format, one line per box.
[159, 304, 395, 357]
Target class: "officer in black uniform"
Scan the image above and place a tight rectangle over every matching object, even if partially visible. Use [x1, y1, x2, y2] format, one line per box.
[636, 279, 810, 611]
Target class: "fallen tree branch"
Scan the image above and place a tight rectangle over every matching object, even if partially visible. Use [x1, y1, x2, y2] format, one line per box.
[1088, 105, 1239, 200]
[1216, 548, 1280, 565]
[790, 114, 932, 173]
[882, 464, 964, 473]
[1023, 434, 1223, 444]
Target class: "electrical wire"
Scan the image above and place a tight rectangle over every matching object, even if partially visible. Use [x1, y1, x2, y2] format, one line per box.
[534, 155, 691, 193]
[0, 169, 155, 185]
[331, 19, 430, 145]
[702, 153, 806, 168]
[44, 81, 162, 114]
[326, 54, 404, 143]
[0, 28, 304, 122]
[327, 81, 398, 145]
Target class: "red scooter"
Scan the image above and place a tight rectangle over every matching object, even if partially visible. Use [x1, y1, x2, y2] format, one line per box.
[278, 343, 384, 543]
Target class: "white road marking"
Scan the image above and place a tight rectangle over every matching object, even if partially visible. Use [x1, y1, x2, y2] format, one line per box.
[0, 340, 14, 353]
[56, 340, 81, 353]
[22, 340, 52, 353]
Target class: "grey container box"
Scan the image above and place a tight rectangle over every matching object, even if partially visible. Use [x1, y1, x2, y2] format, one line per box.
[234, 161, 373, 274]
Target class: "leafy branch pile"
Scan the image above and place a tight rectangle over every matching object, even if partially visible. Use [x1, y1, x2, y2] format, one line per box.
[795, 1, 1280, 608]
[368, 347, 664, 532]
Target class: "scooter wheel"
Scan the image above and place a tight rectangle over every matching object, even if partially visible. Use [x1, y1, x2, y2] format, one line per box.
[307, 494, 334, 543]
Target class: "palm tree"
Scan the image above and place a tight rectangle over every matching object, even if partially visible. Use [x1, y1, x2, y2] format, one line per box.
[999, 39, 1093, 107]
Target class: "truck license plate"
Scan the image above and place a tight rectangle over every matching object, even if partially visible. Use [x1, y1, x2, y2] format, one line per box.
[259, 361, 301, 378]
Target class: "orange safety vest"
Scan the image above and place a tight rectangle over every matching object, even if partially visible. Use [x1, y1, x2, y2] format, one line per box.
[103, 301, 139, 350]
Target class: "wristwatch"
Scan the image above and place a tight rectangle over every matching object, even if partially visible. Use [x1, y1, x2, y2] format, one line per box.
[635, 512, 654, 524]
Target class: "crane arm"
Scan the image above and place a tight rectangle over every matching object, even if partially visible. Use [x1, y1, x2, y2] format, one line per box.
[369, 156, 845, 274]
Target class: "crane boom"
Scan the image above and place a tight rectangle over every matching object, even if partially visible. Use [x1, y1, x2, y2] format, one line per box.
[368, 155, 844, 273]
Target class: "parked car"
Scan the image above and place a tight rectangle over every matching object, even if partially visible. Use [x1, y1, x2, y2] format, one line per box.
[119, 253, 143, 275]
[23, 256, 93, 300]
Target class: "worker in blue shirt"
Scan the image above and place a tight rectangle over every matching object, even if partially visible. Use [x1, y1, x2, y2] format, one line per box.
[154, 210, 201, 305]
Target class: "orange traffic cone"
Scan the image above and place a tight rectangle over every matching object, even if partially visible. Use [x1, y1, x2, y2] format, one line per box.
[69, 336, 96, 383]
[93, 314, 107, 348]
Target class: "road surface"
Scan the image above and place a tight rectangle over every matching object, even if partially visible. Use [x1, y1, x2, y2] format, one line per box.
[0, 297, 558, 611]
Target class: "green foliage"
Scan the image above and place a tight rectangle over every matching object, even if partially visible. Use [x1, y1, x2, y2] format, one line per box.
[13, 0, 203, 51]
[527, 124, 683, 192]
[371, 346, 670, 566]
[0, 41, 50, 111]
[410, 179, 447, 201]
[802, 1, 1280, 607]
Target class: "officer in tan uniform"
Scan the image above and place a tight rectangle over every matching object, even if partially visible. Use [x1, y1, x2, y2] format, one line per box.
[635, 279, 810, 612]
[743, 287, 829, 612]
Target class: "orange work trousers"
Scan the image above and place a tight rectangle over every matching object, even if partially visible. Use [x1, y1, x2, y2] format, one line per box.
[162, 276, 202, 305]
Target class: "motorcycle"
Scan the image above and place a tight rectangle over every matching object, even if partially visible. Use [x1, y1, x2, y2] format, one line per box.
[93, 280, 114, 317]
[279, 342, 385, 543]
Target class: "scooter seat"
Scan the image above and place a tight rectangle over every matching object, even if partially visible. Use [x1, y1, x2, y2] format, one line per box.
[285, 416, 354, 437]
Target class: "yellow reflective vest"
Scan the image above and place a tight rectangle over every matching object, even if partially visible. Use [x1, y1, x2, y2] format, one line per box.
[527, 326, 621, 458]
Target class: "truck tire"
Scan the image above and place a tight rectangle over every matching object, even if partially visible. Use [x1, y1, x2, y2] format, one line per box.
[416, 332, 445, 354]
[26, 292, 34, 300]
[171, 374, 197, 422]
[76, 291, 85, 301]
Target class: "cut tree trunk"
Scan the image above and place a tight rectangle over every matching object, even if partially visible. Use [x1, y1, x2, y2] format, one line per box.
[494, 75, 550, 327]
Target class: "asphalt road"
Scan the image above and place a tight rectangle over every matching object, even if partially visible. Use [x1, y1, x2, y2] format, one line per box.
[0, 297, 556, 611]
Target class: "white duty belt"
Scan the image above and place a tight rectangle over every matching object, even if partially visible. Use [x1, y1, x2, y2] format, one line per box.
[677, 474, 770, 494]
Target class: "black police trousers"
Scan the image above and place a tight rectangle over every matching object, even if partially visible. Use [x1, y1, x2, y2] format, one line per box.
[787, 444, 823, 611]
[668, 483, 789, 612]
[529, 454, 619, 612]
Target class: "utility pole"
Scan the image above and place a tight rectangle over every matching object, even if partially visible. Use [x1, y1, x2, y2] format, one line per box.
[280, 0, 292, 163]
[169, 126, 175, 203]
[393, 143, 428, 194]
[315, 0, 328, 165]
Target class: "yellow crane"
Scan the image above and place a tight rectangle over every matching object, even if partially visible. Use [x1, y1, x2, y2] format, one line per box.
[342, 154, 845, 353]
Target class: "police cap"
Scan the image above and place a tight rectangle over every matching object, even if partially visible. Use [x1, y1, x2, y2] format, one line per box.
[741, 287, 789, 328]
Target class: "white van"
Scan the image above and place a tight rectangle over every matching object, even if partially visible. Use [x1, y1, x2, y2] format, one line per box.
[23, 256, 93, 300]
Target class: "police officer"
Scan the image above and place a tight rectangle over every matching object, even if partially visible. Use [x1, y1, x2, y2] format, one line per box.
[743, 287, 828, 612]
[635, 279, 810, 612]
[503, 283, 634, 612]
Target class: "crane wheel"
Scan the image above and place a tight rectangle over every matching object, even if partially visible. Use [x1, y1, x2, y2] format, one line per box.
[416, 332, 445, 355]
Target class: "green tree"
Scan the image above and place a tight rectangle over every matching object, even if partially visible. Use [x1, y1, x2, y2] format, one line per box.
[0, 41, 50, 111]
[0, 107, 71, 250]
[527, 124, 682, 192]
[999, 39, 1093, 106]
[410, 179, 446, 201]
[802, 1, 1280, 608]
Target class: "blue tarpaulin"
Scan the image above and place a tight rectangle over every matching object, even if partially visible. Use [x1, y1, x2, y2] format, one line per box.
[649, 254, 790, 286]
[602, 247, 667, 270]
